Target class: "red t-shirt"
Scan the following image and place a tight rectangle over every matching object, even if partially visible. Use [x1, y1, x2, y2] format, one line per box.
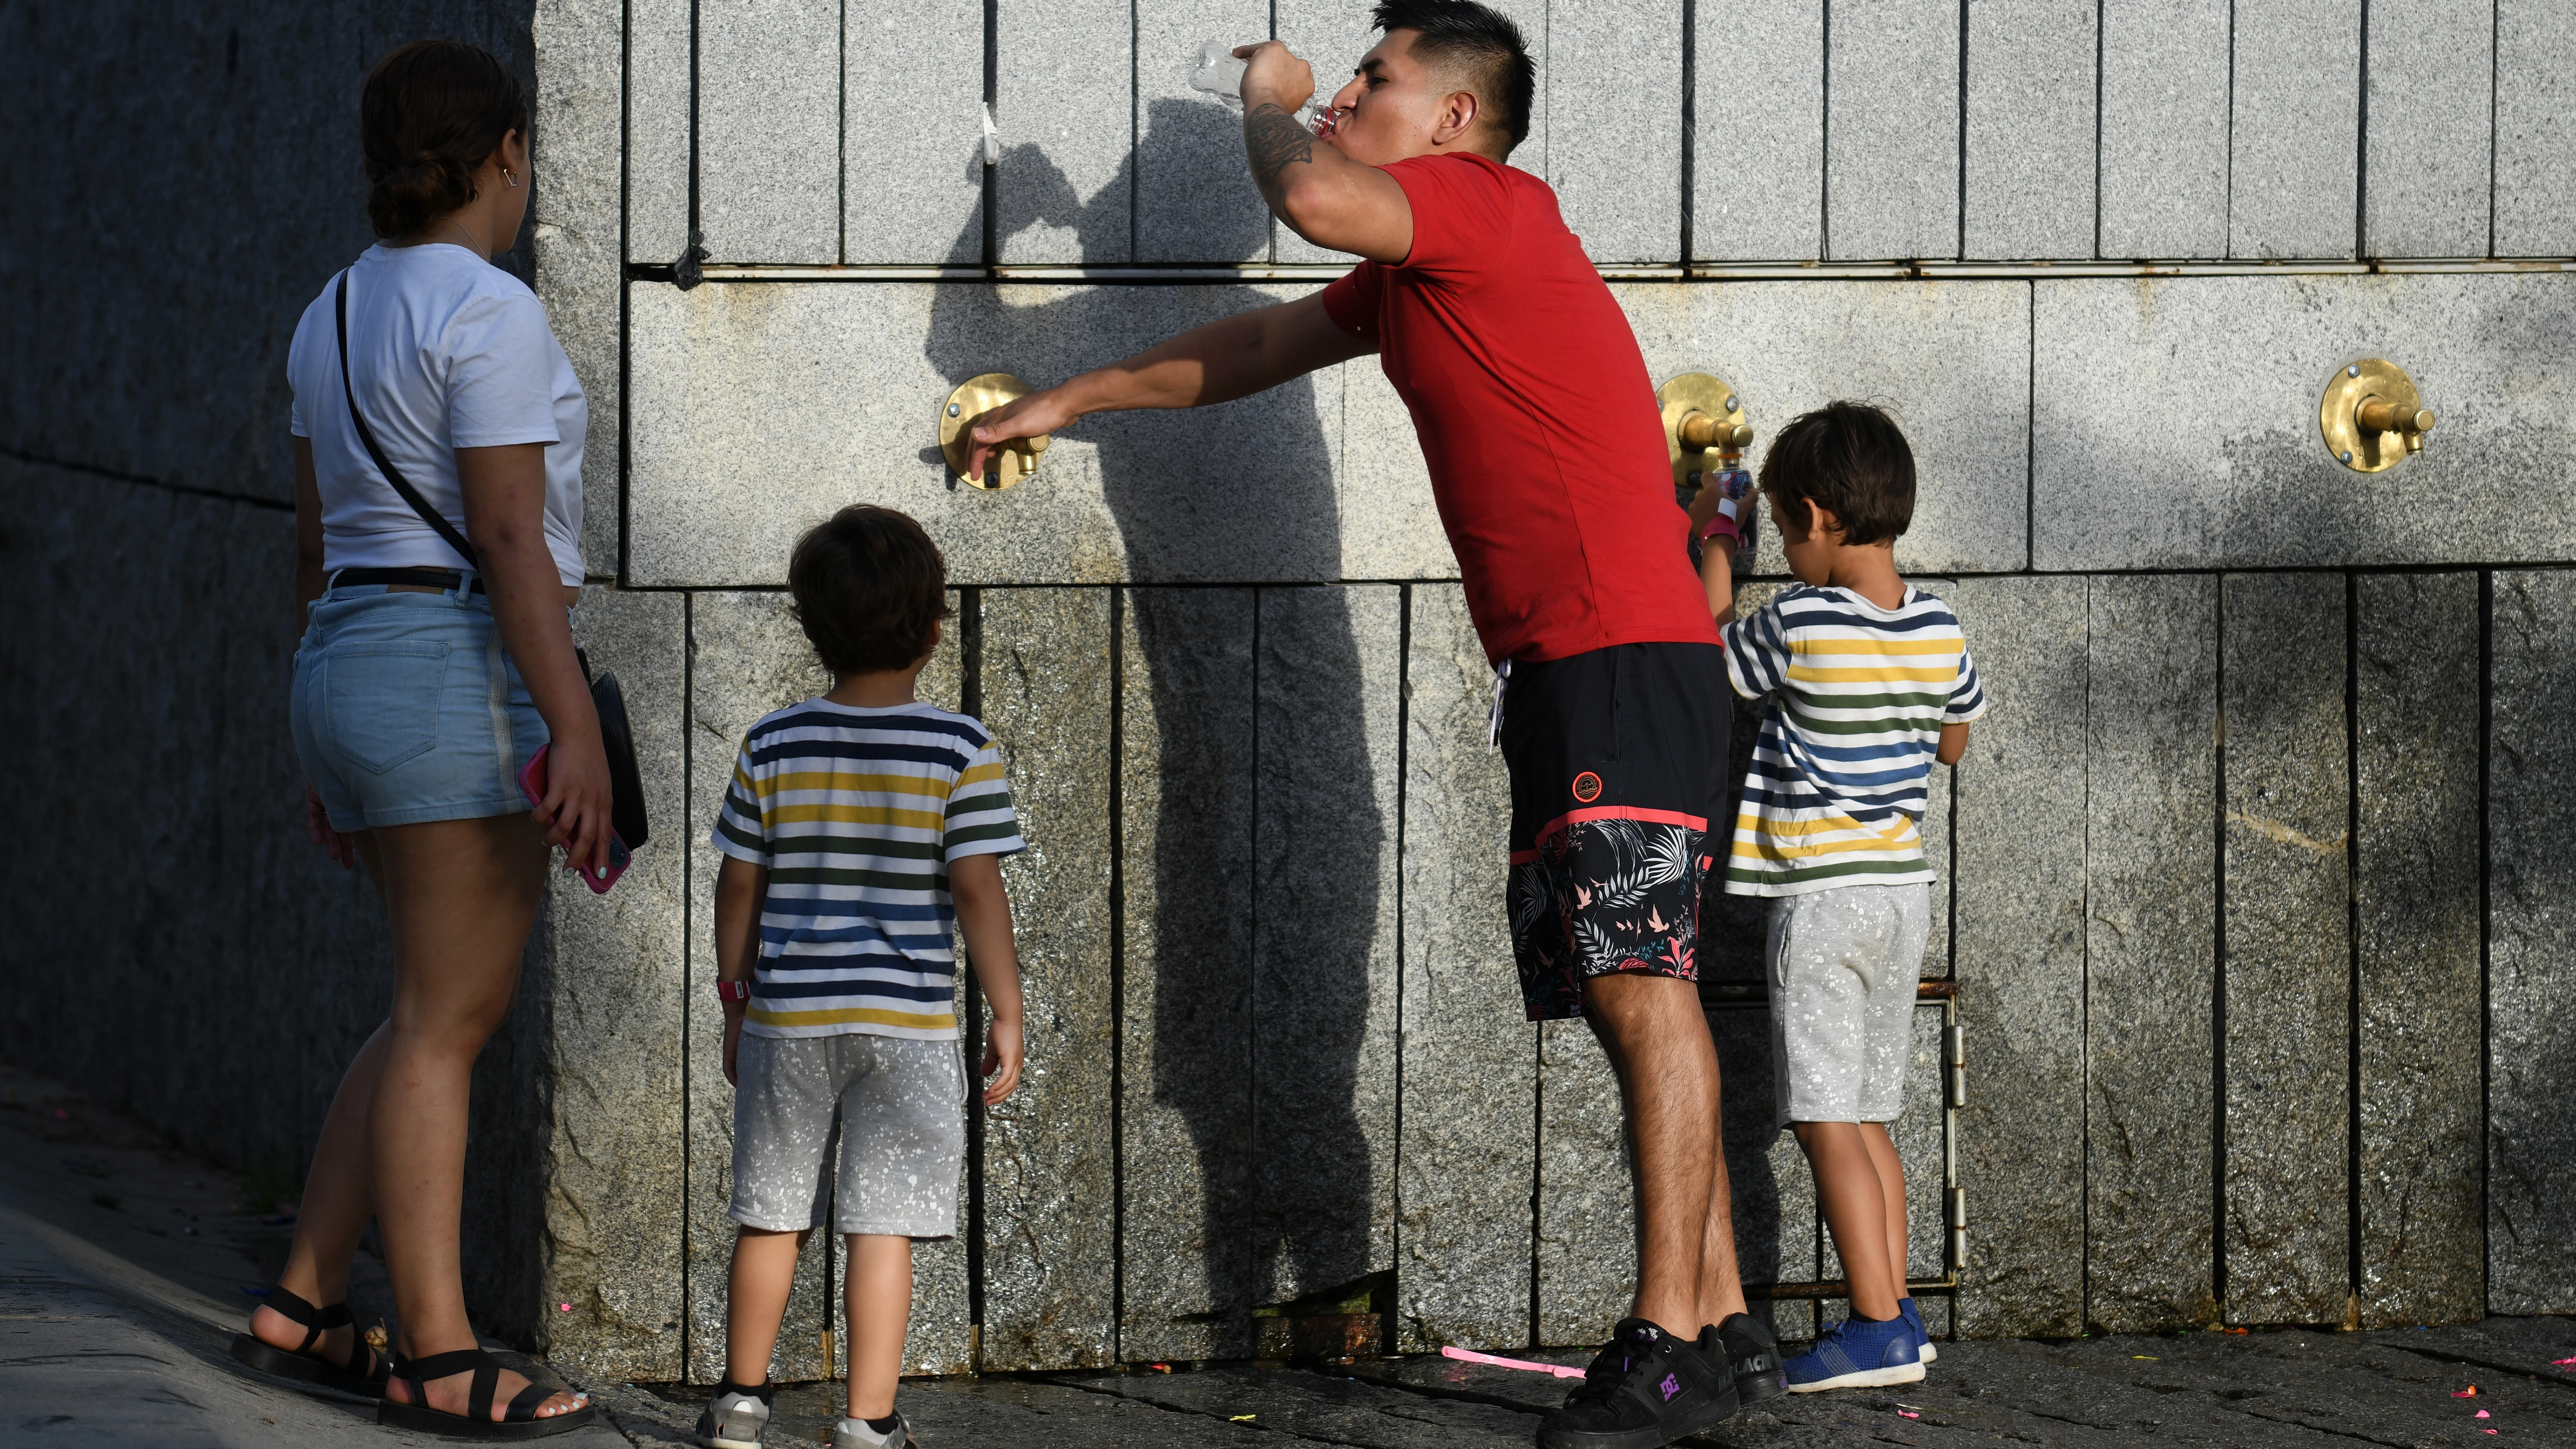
[1321, 152, 1718, 665]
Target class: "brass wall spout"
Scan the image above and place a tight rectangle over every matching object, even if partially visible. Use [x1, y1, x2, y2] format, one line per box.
[1657, 371, 1754, 493]
[2320, 359, 2436, 472]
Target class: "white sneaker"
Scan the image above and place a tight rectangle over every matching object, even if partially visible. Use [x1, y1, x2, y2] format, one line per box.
[693, 1384, 772, 1449]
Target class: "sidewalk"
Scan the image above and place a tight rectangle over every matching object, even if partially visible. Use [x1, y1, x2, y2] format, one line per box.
[7, 1063, 2576, 1446]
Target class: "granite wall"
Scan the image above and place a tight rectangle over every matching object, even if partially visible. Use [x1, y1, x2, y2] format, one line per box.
[6, 0, 2573, 1387]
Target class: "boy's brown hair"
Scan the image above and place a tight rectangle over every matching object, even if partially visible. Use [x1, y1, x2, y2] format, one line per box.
[1759, 401, 1916, 547]
[789, 505, 950, 677]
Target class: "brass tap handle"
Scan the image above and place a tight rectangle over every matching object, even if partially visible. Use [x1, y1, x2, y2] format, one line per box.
[2355, 397, 2435, 437]
[1677, 412, 1754, 452]
[939, 373, 1052, 490]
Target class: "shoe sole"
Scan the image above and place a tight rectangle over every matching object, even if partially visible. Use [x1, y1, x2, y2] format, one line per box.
[1536, 1389, 1741, 1449]
[378, 1399, 600, 1439]
[1920, 1341, 1938, 1364]
[228, 1334, 386, 1403]
[1783, 1360, 1926, 1393]
[1735, 1366, 1790, 1404]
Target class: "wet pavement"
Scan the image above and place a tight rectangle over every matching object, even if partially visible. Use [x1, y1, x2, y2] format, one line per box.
[574, 1321, 2576, 1448]
[6, 1062, 2575, 1447]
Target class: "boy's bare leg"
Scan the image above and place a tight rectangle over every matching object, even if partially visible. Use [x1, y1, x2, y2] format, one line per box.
[726, 1227, 813, 1385]
[843, 1235, 913, 1421]
[1792, 1122, 1901, 1321]
[1585, 973, 1746, 1332]
[1859, 1124, 1909, 1294]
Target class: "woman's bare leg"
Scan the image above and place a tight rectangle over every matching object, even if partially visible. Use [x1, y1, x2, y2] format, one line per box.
[369, 813, 583, 1421]
[253, 1007, 389, 1369]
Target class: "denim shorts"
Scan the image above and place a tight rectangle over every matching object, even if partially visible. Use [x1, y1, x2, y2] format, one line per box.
[290, 582, 550, 831]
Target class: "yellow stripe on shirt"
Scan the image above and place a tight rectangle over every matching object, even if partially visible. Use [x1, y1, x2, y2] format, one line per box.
[746, 1005, 960, 1030]
[1786, 663, 1962, 683]
[1733, 829, 1923, 863]
[1734, 811, 1922, 841]
[766, 802, 948, 832]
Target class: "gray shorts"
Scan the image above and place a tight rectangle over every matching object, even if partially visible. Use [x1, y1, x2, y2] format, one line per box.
[729, 1032, 967, 1238]
[1765, 882, 1929, 1126]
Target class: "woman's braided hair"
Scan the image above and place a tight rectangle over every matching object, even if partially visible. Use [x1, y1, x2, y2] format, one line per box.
[361, 40, 529, 239]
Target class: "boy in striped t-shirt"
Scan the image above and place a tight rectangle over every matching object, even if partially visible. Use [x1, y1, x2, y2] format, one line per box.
[698, 506, 1026, 1449]
[1695, 403, 1984, 1395]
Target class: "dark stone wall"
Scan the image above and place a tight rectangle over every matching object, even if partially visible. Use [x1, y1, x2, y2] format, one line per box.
[0, 456, 384, 1165]
[0, 0, 549, 1342]
[0, 0, 536, 501]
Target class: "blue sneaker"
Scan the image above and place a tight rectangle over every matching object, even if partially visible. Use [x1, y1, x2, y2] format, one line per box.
[1898, 1297, 1936, 1364]
[1782, 1314, 1923, 1393]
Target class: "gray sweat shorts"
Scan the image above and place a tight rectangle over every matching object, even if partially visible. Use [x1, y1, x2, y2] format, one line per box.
[1765, 882, 1930, 1127]
[729, 1032, 968, 1239]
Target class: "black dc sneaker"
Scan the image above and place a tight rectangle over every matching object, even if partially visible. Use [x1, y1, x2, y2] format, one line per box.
[1536, 1318, 1741, 1449]
[1705, 1313, 1787, 1405]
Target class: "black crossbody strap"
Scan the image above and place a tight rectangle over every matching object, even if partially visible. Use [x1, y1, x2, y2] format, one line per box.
[336, 271, 478, 568]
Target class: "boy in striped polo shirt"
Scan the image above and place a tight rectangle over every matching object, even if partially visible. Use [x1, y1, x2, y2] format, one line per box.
[1696, 403, 1984, 1394]
[697, 506, 1027, 1449]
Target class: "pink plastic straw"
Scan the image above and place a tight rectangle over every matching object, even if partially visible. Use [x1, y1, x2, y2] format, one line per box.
[1441, 1345, 1587, 1379]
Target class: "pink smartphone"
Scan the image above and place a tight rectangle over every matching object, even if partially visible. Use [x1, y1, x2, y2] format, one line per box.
[519, 744, 631, 894]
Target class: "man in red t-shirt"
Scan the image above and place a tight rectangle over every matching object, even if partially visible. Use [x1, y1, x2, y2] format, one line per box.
[968, 6, 1778, 1439]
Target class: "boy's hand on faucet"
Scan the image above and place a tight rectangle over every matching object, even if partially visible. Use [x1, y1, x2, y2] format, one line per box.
[981, 1014, 1024, 1105]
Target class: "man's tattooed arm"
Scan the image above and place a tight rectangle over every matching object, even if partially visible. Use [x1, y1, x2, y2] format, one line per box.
[1244, 102, 1315, 215]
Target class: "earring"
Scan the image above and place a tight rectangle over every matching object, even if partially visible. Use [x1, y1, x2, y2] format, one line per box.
[504, 169, 519, 188]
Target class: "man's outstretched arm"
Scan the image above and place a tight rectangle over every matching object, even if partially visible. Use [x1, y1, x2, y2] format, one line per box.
[964, 293, 1371, 479]
[1237, 42, 1413, 263]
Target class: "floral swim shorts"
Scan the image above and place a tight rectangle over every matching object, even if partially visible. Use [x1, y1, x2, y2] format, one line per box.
[1498, 641, 1732, 1021]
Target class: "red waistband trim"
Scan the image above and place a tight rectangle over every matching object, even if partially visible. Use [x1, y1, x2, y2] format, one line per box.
[1530, 805, 1710, 847]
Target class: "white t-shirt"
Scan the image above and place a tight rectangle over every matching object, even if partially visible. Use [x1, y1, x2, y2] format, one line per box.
[288, 243, 587, 585]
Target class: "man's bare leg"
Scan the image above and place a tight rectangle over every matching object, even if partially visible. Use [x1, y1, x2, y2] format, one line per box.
[1583, 973, 1740, 1333]
[1694, 1121, 1751, 1331]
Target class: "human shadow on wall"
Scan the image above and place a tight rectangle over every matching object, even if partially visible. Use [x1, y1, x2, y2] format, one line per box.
[925, 97, 1385, 1358]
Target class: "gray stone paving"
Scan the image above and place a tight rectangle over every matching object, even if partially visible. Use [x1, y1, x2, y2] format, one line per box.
[9, 1063, 2576, 1448]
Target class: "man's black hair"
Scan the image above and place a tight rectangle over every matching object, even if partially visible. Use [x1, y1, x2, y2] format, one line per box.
[1372, 0, 1535, 156]
[1759, 401, 1917, 547]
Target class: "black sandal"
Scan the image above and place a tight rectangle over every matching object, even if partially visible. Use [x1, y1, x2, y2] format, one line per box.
[228, 1287, 389, 1400]
[377, 1347, 596, 1439]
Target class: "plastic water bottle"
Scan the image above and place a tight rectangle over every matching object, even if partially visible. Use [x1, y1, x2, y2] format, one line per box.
[1190, 38, 1334, 136]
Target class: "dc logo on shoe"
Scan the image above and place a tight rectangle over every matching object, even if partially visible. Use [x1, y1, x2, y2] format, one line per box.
[1659, 1372, 1681, 1401]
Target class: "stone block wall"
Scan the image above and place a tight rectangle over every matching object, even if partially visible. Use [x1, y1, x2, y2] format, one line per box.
[9, 0, 2576, 1388]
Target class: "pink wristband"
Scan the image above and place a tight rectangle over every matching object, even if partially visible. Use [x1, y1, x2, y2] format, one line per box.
[1694, 508, 1740, 545]
[716, 980, 750, 1004]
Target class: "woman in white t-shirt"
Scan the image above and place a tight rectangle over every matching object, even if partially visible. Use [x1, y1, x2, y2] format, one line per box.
[238, 40, 601, 1437]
